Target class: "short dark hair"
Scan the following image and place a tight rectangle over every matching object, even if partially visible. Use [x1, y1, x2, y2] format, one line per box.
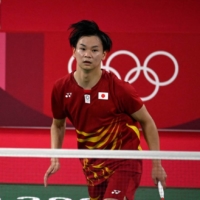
[68, 20, 112, 52]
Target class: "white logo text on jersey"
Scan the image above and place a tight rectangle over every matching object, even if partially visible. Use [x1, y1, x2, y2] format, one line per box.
[65, 93, 72, 98]
[111, 190, 121, 194]
[68, 50, 179, 101]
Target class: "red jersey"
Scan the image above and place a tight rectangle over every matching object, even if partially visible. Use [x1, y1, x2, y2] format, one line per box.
[51, 70, 144, 185]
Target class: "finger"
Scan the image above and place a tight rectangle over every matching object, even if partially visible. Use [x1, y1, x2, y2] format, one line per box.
[51, 167, 58, 174]
[44, 170, 52, 187]
[44, 172, 53, 187]
[44, 173, 48, 187]
[44, 168, 53, 187]
[46, 165, 56, 175]
[44, 165, 59, 187]
[161, 171, 167, 188]
[160, 179, 166, 188]
[153, 178, 158, 185]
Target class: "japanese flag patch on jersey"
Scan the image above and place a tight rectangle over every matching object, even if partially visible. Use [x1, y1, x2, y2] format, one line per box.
[98, 92, 109, 100]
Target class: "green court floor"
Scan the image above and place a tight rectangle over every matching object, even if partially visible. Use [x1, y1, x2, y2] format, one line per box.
[0, 184, 199, 200]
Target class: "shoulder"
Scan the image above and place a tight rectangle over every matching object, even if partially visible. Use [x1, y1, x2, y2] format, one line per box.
[102, 69, 122, 85]
[102, 69, 136, 91]
[53, 73, 73, 89]
[54, 73, 71, 85]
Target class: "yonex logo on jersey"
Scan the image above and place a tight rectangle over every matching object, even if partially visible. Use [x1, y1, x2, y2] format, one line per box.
[98, 92, 108, 100]
[65, 93, 72, 98]
[111, 190, 121, 194]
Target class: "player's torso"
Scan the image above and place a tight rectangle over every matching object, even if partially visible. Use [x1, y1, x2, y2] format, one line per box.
[64, 78, 118, 130]
[57, 71, 143, 183]
[61, 71, 140, 150]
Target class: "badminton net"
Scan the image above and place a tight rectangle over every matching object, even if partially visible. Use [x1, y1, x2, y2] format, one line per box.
[0, 148, 200, 200]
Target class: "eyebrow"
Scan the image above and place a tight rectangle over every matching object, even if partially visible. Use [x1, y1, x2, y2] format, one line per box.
[79, 43, 99, 48]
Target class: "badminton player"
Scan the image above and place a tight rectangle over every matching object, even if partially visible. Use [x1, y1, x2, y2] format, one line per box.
[44, 20, 167, 200]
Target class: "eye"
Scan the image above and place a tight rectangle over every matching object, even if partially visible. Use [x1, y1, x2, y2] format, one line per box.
[92, 49, 98, 52]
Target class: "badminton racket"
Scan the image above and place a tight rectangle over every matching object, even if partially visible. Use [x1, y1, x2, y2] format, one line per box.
[158, 181, 164, 200]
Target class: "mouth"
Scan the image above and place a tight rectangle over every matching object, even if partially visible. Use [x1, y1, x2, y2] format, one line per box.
[83, 61, 92, 65]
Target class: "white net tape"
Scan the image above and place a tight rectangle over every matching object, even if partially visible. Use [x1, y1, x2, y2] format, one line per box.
[0, 148, 200, 160]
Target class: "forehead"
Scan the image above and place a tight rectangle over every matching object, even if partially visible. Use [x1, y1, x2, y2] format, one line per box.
[77, 35, 102, 47]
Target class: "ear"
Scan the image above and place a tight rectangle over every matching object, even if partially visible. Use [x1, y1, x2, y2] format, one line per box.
[72, 48, 76, 57]
[102, 51, 107, 60]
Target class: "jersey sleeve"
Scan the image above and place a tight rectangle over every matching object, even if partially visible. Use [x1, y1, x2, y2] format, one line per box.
[51, 82, 66, 119]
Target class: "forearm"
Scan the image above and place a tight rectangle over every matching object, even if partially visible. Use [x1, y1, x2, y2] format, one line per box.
[44, 119, 65, 187]
[132, 105, 167, 185]
[140, 119, 162, 167]
[50, 119, 66, 149]
[131, 105, 162, 166]
[141, 119, 160, 151]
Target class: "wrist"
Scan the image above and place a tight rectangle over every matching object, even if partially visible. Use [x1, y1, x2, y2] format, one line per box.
[51, 158, 59, 162]
[152, 159, 162, 167]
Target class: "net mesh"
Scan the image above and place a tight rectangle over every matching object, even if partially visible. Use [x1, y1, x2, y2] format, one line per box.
[0, 148, 200, 200]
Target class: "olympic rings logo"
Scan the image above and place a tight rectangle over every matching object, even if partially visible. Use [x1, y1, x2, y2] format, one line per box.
[68, 50, 179, 101]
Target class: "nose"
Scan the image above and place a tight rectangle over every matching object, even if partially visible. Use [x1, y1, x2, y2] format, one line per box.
[84, 50, 92, 58]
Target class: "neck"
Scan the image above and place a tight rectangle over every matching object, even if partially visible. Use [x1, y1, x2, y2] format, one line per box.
[74, 68, 102, 89]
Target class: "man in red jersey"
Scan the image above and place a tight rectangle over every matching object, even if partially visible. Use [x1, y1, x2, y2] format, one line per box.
[44, 20, 167, 200]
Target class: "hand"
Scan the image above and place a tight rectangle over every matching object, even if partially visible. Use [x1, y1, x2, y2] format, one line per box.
[152, 163, 167, 188]
[44, 158, 60, 187]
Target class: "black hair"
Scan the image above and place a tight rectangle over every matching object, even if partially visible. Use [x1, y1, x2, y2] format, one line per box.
[68, 20, 112, 52]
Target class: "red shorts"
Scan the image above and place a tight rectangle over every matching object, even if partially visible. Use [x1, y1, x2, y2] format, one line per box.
[88, 170, 142, 200]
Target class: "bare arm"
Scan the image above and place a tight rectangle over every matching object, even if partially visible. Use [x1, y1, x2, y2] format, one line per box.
[131, 105, 160, 151]
[131, 105, 167, 187]
[51, 118, 66, 149]
[44, 118, 66, 187]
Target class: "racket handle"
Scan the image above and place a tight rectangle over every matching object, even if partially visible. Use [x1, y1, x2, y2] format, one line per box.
[158, 181, 164, 199]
